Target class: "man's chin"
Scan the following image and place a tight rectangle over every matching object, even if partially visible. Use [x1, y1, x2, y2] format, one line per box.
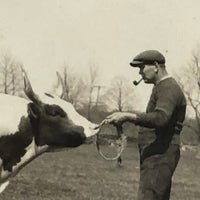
[144, 79, 153, 84]
[144, 79, 149, 83]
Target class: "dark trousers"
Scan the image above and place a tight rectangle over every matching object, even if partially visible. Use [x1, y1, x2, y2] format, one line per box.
[137, 144, 180, 200]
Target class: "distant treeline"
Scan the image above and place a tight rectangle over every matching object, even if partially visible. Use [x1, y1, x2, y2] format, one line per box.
[0, 51, 199, 145]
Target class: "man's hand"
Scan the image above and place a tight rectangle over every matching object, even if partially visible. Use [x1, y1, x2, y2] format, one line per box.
[103, 112, 137, 126]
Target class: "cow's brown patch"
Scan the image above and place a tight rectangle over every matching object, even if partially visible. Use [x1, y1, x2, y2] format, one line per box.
[0, 116, 33, 172]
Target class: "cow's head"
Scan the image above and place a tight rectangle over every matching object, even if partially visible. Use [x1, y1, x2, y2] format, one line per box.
[22, 69, 99, 148]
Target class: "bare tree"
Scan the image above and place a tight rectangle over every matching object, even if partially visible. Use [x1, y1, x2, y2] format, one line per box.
[177, 46, 200, 141]
[10, 61, 24, 96]
[103, 75, 136, 112]
[87, 63, 99, 120]
[0, 52, 23, 96]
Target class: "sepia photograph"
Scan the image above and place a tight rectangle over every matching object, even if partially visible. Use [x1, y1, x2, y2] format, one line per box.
[0, 0, 200, 199]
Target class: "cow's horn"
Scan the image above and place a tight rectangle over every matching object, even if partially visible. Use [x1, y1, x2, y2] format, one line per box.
[56, 71, 67, 99]
[21, 67, 41, 104]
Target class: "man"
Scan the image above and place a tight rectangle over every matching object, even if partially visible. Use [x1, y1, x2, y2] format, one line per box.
[105, 50, 186, 200]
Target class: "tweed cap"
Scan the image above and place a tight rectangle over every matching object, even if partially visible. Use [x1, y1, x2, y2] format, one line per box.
[130, 50, 165, 67]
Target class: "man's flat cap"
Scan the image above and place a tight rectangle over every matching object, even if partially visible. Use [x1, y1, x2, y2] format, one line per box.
[130, 50, 165, 67]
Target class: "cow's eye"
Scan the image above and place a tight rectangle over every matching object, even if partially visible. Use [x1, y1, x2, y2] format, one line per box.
[44, 104, 66, 118]
[45, 93, 54, 98]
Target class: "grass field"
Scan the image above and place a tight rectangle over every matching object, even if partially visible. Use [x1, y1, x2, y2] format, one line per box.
[1, 142, 200, 200]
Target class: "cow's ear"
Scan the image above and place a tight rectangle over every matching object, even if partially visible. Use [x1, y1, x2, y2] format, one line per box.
[28, 103, 40, 119]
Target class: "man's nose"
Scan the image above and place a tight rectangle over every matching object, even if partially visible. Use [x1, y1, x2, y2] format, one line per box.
[139, 68, 143, 74]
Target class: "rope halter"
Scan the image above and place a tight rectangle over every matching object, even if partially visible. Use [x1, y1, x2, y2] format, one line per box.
[95, 120, 127, 164]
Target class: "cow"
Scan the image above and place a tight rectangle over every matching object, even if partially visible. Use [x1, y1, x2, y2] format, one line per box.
[0, 69, 99, 193]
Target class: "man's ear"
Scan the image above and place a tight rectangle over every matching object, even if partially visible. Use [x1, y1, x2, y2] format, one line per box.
[154, 61, 159, 73]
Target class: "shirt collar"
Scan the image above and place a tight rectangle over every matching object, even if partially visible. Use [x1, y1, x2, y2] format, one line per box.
[156, 75, 171, 85]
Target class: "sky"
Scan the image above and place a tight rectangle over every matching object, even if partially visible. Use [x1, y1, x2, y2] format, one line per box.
[0, 0, 200, 110]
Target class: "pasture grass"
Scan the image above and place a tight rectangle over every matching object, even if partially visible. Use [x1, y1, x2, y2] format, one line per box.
[1, 142, 200, 200]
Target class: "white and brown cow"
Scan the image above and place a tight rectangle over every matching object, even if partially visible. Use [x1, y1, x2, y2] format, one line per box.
[0, 69, 99, 193]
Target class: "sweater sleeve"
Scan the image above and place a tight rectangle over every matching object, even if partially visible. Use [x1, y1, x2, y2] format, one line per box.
[134, 110, 169, 128]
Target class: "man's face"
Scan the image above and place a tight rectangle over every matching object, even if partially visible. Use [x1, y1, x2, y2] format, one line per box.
[138, 64, 157, 84]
